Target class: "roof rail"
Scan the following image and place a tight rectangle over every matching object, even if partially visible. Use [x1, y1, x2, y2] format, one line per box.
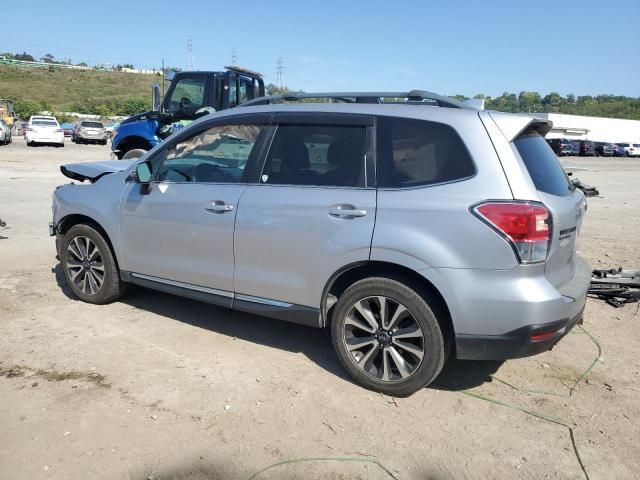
[240, 90, 476, 109]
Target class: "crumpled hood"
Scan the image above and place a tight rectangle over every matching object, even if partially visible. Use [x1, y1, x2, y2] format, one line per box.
[60, 160, 134, 183]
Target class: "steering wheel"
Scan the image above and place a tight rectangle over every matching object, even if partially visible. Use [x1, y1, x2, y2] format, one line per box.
[179, 97, 192, 111]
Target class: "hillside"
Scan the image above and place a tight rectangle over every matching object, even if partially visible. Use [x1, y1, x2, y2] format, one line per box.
[0, 65, 156, 112]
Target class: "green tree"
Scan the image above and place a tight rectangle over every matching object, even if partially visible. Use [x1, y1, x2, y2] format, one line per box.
[266, 83, 291, 96]
[14, 100, 43, 119]
[14, 52, 35, 61]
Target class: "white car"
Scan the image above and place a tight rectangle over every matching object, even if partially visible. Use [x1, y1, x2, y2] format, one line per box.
[617, 142, 640, 157]
[25, 116, 64, 147]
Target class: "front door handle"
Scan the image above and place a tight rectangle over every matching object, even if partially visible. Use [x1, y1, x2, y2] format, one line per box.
[205, 200, 235, 213]
[329, 204, 367, 219]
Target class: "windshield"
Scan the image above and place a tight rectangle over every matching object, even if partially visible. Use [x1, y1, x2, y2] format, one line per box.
[167, 76, 206, 113]
[82, 122, 103, 128]
[32, 120, 58, 127]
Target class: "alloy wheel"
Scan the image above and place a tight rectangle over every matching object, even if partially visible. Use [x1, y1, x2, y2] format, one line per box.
[66, 236, 105, 295]
[342, 296, 425, 382]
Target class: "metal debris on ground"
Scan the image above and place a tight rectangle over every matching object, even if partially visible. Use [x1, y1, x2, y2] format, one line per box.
[588, 268, 640, 307]
[571, 178, 599, 197]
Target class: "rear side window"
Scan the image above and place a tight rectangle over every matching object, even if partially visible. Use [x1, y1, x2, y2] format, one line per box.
[377, 117, 475, 188]
[514, 131, 571, 197]
[261, 124, 366, 187]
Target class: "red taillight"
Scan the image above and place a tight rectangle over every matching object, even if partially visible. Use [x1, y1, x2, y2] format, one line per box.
[529, 331, 557, 342]
[474, 202, 550, 264]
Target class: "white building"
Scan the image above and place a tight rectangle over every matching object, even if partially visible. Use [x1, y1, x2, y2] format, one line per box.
[528, 112, 640, 143]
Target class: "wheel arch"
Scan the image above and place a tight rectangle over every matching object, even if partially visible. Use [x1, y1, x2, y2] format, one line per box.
[57, 214, 120, 270]
[114, 135, 153, 159]
[321, 261, 455, 348]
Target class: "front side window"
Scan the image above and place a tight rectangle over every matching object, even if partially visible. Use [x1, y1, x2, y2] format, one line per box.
[261, 124, 366, 187]
[167, 76, 206, 113]
[228, 73, 238, 108]
[157, 123, 266, 183]
[377, 117, 475, 188]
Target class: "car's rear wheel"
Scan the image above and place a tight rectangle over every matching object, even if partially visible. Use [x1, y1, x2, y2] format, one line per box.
[61, 224, 125, 304]
[330, 277, 445, 396]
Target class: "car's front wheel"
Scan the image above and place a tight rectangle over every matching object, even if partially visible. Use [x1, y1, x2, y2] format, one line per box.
[330, 277, 446, 396]
[61, 224, 125, 304]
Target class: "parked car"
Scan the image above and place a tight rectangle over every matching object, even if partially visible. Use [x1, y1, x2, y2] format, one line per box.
[50, 93, 589, 396]
[594, 142, 614, 157]
[546, 138, 575, 156]
[73, 121, 108, 145]
[578, 140, 596, 156]
[60, 122, 76, 137]
[0, 119, 12, 145]
[613, 144, 626, 157]
[104, 122, 119, 138]
[25, 115, 64, 147]
[617, 142, 640, 157]
[568, 140, 580, 156]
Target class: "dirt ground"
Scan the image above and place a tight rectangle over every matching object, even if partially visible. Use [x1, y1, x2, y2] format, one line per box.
[0, 139, 639, 480]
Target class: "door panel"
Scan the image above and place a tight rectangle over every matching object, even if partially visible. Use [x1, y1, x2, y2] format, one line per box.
[234, 185, 376, 308]
[119, 117, 273, 293]
[120, 182, 244, 292]
[233, 117, 376, 309]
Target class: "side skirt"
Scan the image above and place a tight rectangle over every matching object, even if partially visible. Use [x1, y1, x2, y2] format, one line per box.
[120, 271, 321, 328]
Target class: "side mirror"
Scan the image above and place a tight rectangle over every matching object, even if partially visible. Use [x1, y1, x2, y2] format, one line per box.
[152, 83, 162, 112]
[136, 161, 152, 183]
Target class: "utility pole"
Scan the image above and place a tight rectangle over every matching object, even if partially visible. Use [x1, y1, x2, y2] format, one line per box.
[187, 37, 194, 70]
[276, 57, 284, 89]
[231, 48, 237, 66]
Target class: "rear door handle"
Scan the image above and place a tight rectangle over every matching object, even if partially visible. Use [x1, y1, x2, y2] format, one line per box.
[329, 204, 367, 219]
[205, 200, 235, 213]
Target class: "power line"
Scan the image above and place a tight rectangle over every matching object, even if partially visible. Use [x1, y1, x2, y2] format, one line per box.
[276, 57, 284, 89]
[187, 37, 194, 70]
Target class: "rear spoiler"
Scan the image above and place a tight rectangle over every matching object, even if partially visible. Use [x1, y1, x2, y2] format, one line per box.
[487, 111, 553, 141]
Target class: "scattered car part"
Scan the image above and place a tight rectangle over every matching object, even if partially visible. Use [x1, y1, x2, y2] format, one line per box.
[571, 178, 599, 197]
[589, 268, 640, 307]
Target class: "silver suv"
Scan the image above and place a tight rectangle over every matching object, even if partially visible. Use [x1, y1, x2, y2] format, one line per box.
[51, 92, 590, 396]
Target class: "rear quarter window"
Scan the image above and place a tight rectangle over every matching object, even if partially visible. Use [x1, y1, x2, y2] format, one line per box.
[514, 131, 572, 197]
[377, 116, 475, 188]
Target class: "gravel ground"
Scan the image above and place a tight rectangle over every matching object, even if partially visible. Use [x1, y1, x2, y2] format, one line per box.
[0, 139, 639, 479]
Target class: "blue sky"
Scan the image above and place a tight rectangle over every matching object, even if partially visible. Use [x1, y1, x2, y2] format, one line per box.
[3, 0, 639, 97]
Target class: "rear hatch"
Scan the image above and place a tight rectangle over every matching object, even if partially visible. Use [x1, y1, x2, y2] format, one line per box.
[81, 122, 104, 136]
[513, 128, 586, 289]
[31, 120, 59, 138]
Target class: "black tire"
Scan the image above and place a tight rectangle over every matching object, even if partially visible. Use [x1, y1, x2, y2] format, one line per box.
[61, 224, 126, 304]
[330, 277, 445, 396]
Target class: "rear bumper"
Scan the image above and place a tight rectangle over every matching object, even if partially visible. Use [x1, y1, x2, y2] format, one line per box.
[76, 134, 107, 141]
[27, 134, 64, 143]
[455, 306, 584, 360]
[435, 256, 591, 361]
